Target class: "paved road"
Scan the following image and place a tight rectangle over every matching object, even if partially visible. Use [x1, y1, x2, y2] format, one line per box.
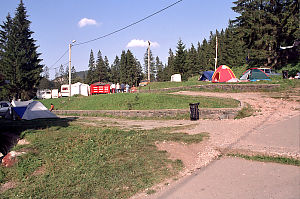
[233, 114, 300, 158]
[156, 157, 300, 199]
[149, 115, 300, 199]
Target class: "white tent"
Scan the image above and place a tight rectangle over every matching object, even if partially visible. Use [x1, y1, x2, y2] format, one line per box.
[11, 100, 58, 120]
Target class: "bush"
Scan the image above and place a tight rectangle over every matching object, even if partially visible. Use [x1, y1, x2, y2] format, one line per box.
[279, 62, 300, 77]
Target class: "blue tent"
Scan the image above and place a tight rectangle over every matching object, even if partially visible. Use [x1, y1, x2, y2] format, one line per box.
[199, 71, 214, 81]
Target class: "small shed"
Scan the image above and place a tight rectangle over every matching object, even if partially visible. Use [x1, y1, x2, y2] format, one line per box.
[171, 74, 181, 82]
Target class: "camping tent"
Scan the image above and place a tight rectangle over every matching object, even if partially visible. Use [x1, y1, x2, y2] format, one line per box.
[240, 68, 270, 81]
[199, 71, 214, 81]
[11, 100, 58, 120]
[212, 65, 237, 83]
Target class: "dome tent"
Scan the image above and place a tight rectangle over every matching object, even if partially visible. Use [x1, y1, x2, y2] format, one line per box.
[199, 71, 214, 81]
[11, 100, 58, 120]
[240, 68, 271, 81]
[212, 65, 237, 83]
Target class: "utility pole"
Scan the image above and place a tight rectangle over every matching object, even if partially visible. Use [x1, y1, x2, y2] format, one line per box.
[147, 41, 151, 82]
[68, 43, 72, 98]
[214, 36, 218, 71]
[68, 40, 76, 98]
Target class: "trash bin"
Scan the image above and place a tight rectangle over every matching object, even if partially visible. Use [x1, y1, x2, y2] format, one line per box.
[282, 70, 288, 79]
[189, 103, 200, 121]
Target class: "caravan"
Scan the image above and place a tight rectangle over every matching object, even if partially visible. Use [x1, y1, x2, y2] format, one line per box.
[61, 82, 90, 97]
[36, 89, 52, 99]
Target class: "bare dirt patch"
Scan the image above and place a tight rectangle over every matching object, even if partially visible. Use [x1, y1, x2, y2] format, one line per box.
[0, 181, 17, 194]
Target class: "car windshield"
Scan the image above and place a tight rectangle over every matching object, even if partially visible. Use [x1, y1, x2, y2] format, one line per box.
[264, 69, 271, 73]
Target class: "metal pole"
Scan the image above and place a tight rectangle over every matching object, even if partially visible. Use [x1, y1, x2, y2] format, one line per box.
[68, 43, 72, 98]
[214, 36, 218, 71]
[147, 41, 151, 82]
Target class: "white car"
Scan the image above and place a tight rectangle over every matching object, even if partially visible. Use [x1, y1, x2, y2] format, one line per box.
[0, 101, 10, 117]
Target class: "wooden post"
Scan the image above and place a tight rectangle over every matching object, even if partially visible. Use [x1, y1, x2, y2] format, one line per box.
[147, 41, 151, 82]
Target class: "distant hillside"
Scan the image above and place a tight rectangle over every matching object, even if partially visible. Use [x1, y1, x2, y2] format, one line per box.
[75, 70, 88, 80]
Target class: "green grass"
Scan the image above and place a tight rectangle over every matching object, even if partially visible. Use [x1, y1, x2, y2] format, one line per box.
[227, 153, 300, 166]
[138, 80, 209, 91]
[39, 93, 240, 110]
[0, 119, 206, 198]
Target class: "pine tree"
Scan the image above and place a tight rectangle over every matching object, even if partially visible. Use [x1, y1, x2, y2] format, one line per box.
[43, 66, 49, 79]
[197, 39, 211, 71]
[174, 39, 187, 80]
[184, 44, 199, 78]
[9, 0, 43, 99]
[0, 14, 14, 100]
[126, 50, 139, 85]
[155, 56, 164, 82]
[95, 50, 108, 82]
[104, 56, 111, 82]
[86, 49, 96, 84]
[111, 56, 120, 83]
[119, 50, 127, 84]
[161, 48, 175, 81]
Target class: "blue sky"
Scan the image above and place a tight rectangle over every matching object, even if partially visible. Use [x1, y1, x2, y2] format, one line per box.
[1, 0, 238, 79]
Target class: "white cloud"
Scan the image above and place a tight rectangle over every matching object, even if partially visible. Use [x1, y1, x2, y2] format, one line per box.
[126, 39, 160, 48]
[78, 18, 98, 28]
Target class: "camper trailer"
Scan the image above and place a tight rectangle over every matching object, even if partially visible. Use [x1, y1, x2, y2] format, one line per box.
[71, 82, 90, 96]
[36, 89, 52, 99]
[51, 89, 59, 98]
[61, 85, 70, 97]
[61, 82, 90, 97]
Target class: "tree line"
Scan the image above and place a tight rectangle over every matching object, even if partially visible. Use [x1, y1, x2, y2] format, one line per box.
[1, 0, 299, 100]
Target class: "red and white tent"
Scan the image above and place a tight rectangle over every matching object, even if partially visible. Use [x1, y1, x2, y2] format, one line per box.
[212, 65, 237, 83]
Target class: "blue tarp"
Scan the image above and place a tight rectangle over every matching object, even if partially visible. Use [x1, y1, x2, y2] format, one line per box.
[199, 71, 214, 81]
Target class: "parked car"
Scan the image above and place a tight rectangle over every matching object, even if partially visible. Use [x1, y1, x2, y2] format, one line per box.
[0, 101, 10, 117]
[139, 79, 149, 87]
[258, 68, 281, 76]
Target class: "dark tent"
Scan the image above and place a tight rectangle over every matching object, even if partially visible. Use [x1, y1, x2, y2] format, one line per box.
[199, 71, 214, 81]
[240, 68, 270, 81]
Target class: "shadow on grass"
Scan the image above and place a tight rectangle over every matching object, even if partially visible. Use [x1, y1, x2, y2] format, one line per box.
[0, 117, 78, 157]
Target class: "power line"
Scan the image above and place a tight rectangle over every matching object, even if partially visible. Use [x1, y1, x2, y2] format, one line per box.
[47, 0, 183, 77]
[49, 48, 69, 69]
[74, 0, 183, 46]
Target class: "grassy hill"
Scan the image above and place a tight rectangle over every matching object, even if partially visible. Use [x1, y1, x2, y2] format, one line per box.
[40, 93, 240, 110]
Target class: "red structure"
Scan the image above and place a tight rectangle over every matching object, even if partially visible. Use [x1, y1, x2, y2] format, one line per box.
[90, 82, 110, 94]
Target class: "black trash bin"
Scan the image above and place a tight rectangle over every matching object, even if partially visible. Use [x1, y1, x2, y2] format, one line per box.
[282, 70, 288, 79]
[189, 103, 200, 121]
